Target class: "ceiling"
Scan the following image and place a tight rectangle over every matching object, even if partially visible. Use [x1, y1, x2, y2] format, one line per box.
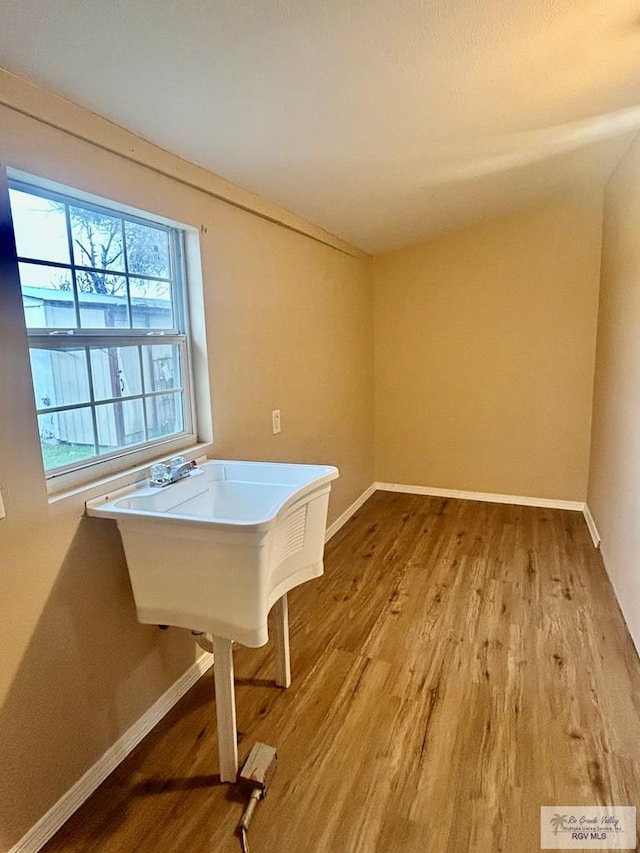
[1, 0, 640, 252]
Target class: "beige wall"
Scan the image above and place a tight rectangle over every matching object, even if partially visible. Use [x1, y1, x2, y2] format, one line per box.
[374, 195, 603, 500]
[588, 133, 640, 655]
[0, 83, 374, 848]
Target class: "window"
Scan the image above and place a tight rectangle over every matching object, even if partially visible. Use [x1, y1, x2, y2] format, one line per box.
[8, 178, 195, 480]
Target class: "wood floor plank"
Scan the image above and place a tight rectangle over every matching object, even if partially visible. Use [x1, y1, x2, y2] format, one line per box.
[41, 493, 640, 852]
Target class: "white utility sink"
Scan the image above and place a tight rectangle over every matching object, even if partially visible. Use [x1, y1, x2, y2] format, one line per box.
[86, 459, 338, 646]
[86, 458, 338, 782]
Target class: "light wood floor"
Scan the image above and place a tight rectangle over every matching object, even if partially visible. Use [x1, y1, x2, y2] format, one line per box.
[43, 493, 640, 852]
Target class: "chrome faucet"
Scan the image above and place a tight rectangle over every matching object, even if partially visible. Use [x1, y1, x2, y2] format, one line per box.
[149, 457, 197, 487]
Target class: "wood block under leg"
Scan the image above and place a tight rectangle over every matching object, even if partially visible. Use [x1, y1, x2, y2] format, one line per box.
[212, 635, 238, 782]
[273, 593, 291, 688]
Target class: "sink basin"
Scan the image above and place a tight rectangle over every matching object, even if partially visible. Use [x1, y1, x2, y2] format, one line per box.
[86, 459, 339, 646]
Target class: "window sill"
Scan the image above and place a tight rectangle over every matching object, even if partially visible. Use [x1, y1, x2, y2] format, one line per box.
[48, 440, 213, 507]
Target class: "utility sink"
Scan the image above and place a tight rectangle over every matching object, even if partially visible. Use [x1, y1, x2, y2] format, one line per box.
[87, 458, 338, 782]
[86, 459, 339, 646]
[87, 457, 338, 782]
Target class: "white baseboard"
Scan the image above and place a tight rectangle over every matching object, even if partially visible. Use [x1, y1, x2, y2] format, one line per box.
[375, 481, 584, 512]
[599, 542, 640, 660]
[325, 483, 377, 541]
[326, 481, 598, 549]
[10, 652, 214, 853]
[583, 504, 601, 548]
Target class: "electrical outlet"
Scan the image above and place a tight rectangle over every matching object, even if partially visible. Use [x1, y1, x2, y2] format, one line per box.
[272, 409, 281, 435]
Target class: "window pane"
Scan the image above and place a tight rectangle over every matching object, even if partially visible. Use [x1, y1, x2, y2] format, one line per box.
[76, 273, 129, 328]
[146, 393, 183, 439]
[9, 189, 70, 264]
[96, 399, 145, 449]
[38, 408, 96, 471]
[90, 346, 142, 401]
[30, 348, 90, 410]
[142, 345, 181, 393]
[19, 263, 77, 329]
[125, 221, 170, 278]
[130, 278, 174, 328]
[70, 206, 125, 272]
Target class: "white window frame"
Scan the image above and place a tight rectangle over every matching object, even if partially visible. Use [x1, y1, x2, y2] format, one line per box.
[7, 169, 200, 492]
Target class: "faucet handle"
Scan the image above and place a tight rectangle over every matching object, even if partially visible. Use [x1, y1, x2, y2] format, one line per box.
[149, 462, 171, 485]
[150, 457, 195, 487]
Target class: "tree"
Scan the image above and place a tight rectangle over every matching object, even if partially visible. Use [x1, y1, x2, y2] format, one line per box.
[71, 208, 124, 294]
[50, 202, 170, 297]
